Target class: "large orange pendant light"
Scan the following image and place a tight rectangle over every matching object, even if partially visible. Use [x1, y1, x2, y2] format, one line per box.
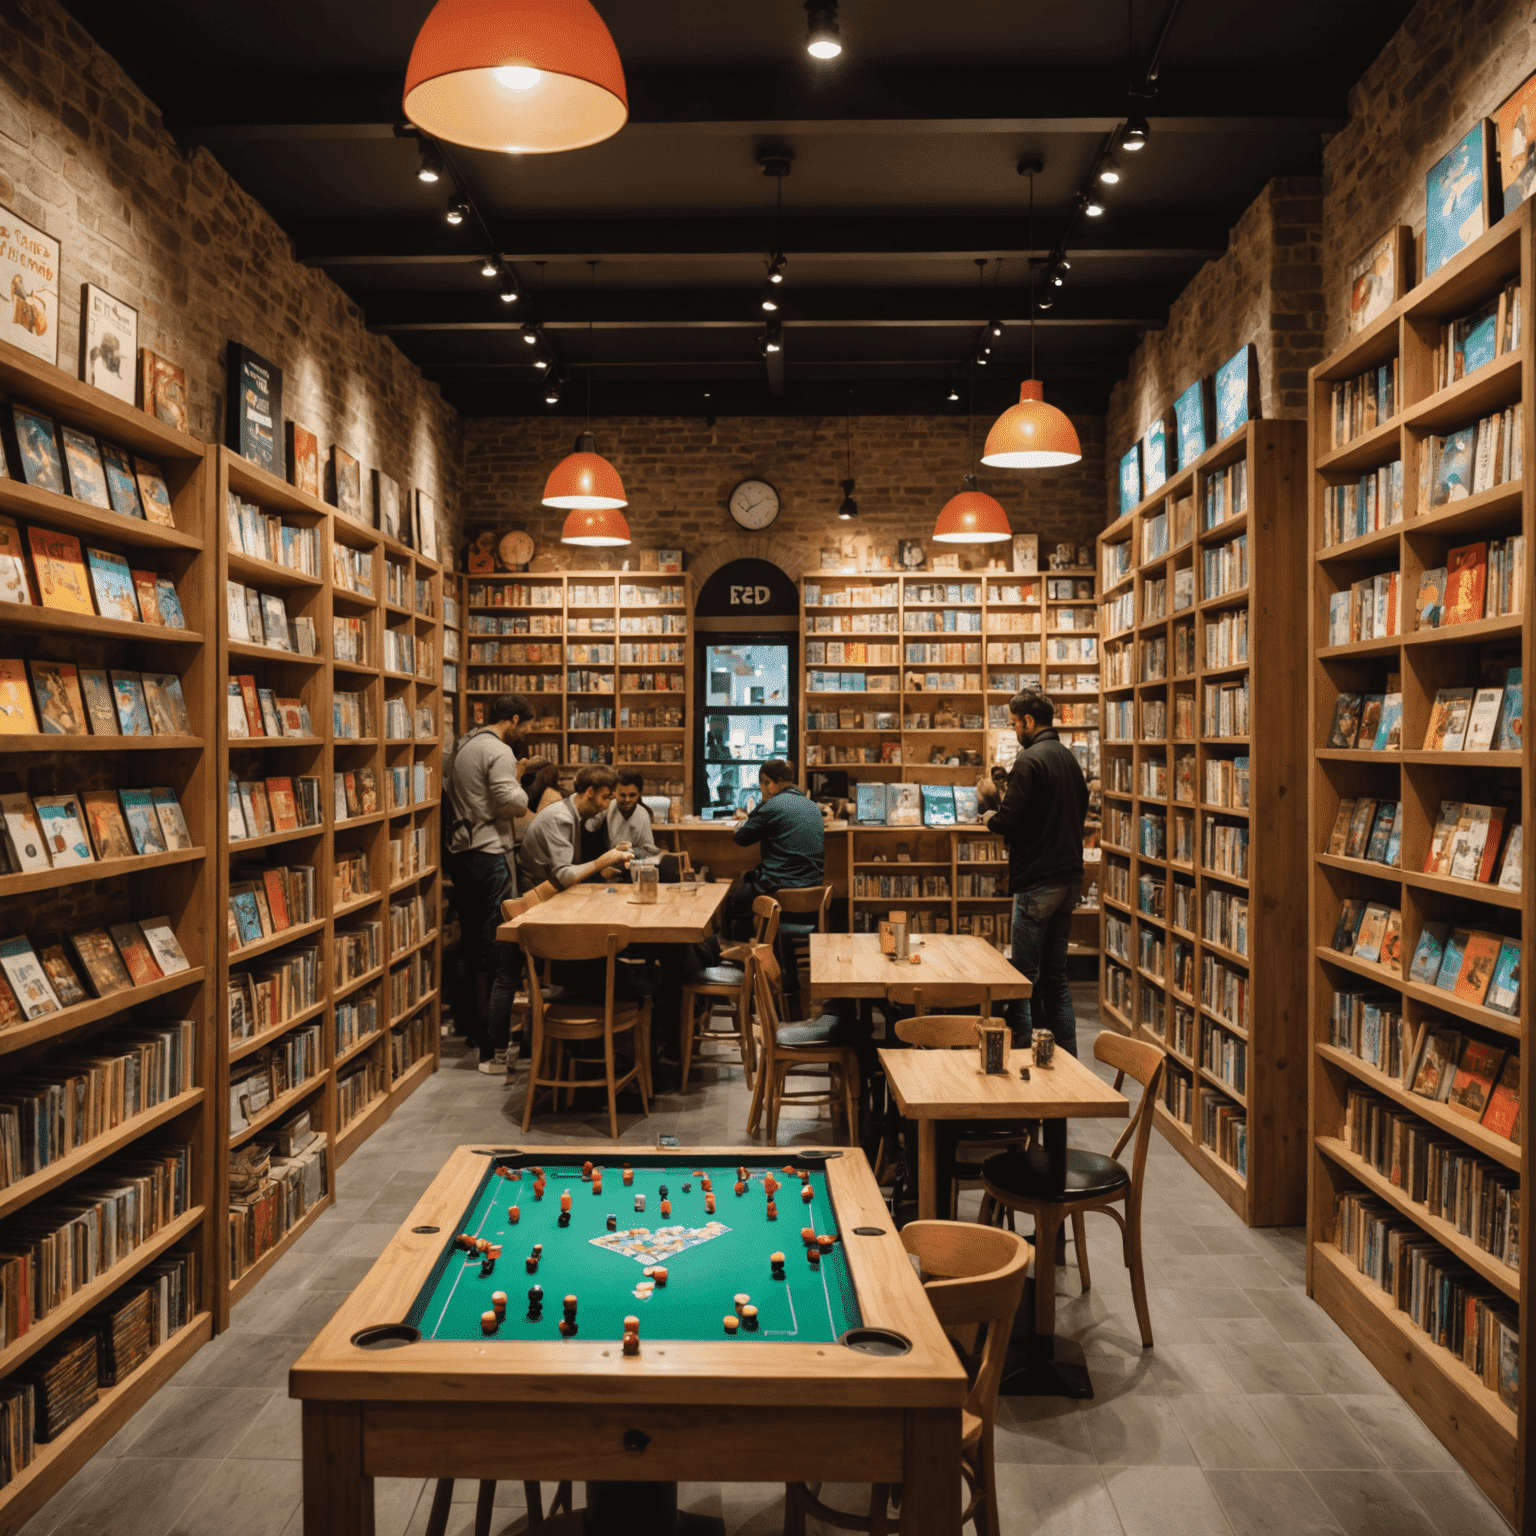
[983, 163, 1082, 470]
[934, 474, 1010, 542]
[547, 430, 631, 545]
[404, 0, 628, 155]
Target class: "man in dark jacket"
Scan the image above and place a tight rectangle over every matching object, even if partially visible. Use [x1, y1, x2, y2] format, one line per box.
[981, 688, 1089, 1055]
[724, 759, 825, 938]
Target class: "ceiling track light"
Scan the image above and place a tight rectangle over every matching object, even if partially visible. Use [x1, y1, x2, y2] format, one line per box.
[768, 253, 787, 284]
[1098, 156, 1121, 185]
[805, 0, 841, 60]
[946, 380, 961, 402]
[480, 257, 500, 278]
[1123, 112, 1150, 151]
[760, 286, 780, 314]
[521, 322, 540, 345]
[763, 316, 783, 354]
[543, 372, 563, 405]
[445, 198, 469, 225]
[1036, 290, 1056, 311]
[416, 139, 444, 183]
[988, 320, 1004, 339]
[499, 275, 519, 303]
[1082, 191, 1106, 217]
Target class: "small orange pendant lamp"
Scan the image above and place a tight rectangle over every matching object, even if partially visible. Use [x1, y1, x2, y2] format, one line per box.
[982, 162, 1082, 470]
[547, 430, 631, 545]
[933, 474, 1011, 543]
[404, 0, 628, 155]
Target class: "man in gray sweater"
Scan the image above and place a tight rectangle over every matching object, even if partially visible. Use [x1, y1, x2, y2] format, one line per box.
[517, 764, 635, 891]
[445, 693, 531, 1072]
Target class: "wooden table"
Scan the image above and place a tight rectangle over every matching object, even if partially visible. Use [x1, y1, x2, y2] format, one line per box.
[807, 932, 1033, 1007]
[290, 1144, 967, 1536]
[497, 879, 729, 946]
[880, 1045, 1128, 1399]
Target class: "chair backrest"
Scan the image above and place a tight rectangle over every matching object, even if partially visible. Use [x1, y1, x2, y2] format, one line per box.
[888, 983, 994, 1015]
[894, 1015, 1006, 1050]
[900, 1220, 1031, 1427]
[775, 883, 832, 931]
[1094, 1032, 1166, 1199]
[751, 895, 782, 946]
[747, 942, 790, 1061]
[518, 925, 629, 1033]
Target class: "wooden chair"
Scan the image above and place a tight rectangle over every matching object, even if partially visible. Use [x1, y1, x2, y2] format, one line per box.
[784, 1221, 1031, 1536]
[517, 924, 651, 1140]
[773, 882, 833, 1011]
[745, 942, 861, 1145]
[978, 1032, 1165, 1348]
[423, 1479, 571, 1536]
[680, 895, 780, 1088]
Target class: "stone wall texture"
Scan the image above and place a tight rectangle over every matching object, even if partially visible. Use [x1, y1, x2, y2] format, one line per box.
[1104, 177, 1327, 514]
[1321, 0, 1536, 354]
[0, 0, 463, 528]
[461, 412, 1108, 574]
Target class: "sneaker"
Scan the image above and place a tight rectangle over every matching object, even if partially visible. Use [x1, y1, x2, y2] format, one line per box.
[477, 1051, 505, 1075]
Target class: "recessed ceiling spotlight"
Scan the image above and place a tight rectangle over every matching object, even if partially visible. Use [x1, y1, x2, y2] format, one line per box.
[805, 1, 842, 59]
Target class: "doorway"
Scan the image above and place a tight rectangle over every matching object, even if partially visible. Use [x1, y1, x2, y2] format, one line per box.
[694, 636, 798, 818]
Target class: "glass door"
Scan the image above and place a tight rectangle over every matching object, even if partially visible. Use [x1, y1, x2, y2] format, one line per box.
[694, 637, 797, 818]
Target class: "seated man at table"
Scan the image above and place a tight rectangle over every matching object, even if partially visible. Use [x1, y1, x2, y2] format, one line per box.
[515, 763, 635, 896]
[607, 768, 659, 860]
[724, 759, 824, 939]
[978, 687, 1088, 1056]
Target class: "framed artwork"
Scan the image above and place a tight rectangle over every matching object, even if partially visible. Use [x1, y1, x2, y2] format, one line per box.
[139, 349, 188, 434]
[0, 207, 59, 365]
[226, 341, 285, 477]
[1118, 443, 1142, 516]
[1213, 343, 1259, 442]
[286, 422, 320, 499]
[375, 470, 401, 538]
[897, 539, 926, 570]
[416, 489, 440, 561]
[1173, 379, 1209, 469]
[1011, 534, 1037, 574]
[329, 446, 363, 521]
[1143, 417, 1168, 493]
[1424, 121, 1495, 278]
[1346, 226, 1412, 334]
[1496, 72, 1536, 214]
[78, 284, 137, 404]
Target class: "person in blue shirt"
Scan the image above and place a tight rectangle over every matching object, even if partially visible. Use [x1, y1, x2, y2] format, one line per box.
[724, 759, 825, 938]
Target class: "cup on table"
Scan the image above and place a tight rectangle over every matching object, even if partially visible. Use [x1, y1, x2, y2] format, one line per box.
[679, 869, 699, 897]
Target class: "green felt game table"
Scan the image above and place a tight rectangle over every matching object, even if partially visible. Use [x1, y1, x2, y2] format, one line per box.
[410, 1152, 859, 1345]
[290, 1144, 967, 1536]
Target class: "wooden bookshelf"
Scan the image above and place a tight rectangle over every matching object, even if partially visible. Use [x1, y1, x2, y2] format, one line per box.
[1306, 201, 1532, 1529]
[1097, 418, 1308, 1225]
[463, 569, 692, 812]
[0, 333, 217, 1534]
[842, 825, 1012, 949]
[215, 451, 442, 1322]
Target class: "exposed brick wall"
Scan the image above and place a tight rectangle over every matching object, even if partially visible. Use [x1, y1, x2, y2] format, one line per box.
[1104, 177, 1326, 514]
[0, 0, 462, 528]
[1321, 0, 1535, 354]
[461, 412, 1108, 574]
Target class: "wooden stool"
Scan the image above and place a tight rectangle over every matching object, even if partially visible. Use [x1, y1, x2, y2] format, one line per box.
[785, 1221, 1030, 1536]
[422, 1478, 572, 1536]
[680, 895, 780, 1088]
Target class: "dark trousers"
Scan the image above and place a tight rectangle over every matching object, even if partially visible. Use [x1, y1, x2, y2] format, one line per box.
[450, 849, 520, 1058]
[1008, 877, 1082, 1056]
[724, 867, 772, 941]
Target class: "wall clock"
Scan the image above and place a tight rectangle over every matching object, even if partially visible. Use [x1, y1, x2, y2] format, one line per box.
[728, 478, 780, 531]
[498, 529, 535, 570]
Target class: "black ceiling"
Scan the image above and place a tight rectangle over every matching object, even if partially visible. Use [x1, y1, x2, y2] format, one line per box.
[59, 0, 1414, 418]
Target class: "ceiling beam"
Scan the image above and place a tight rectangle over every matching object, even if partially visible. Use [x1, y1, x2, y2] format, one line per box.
[357, 285, 1175, 330]
[290, 213, 1234, 266]
[160, 65, 1346, 142]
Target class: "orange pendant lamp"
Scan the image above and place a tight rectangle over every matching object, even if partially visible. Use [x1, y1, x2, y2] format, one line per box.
[933, 473, 1010, 543]
[983, 161, 1082, 470]
[547, 431, 631, 545]
[404, 0, 628, 155]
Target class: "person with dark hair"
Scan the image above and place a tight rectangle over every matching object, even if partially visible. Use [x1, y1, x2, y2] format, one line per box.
[608, 767, 658, 859]
[978, 687, 1089, 1055]
[724, 759, 824, 938]
[516, 763, 634, 892]
[444, 693, 532, 1073]
[515, 759, 564, 840]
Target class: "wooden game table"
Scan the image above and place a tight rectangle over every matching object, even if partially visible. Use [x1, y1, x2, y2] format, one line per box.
[807, 931, 1032, 1007]
[290, 1144, 967, 1536]
[496, 878, 730, 945]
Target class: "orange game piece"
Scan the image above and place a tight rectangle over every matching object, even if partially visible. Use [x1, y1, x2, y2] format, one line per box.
[723, 1315, 739, 1334]
[705, 1194, 716, 1214]
[700, 1176, 713, 1193]
[660, 1199, 672, 1217]
[560, 1189, 573, 1214]
[766, 1201, 778, 1221]
[801, 1227, 816, 1246]
[733, 1180, 747, 1196]
[801, 1185, 814, 1204]
[623, 1168, 634, 1186]
[653, 1267, 668, 1287]
[509, 1206, 520, 1224]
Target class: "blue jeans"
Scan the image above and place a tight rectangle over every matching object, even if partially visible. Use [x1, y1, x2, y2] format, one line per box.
[1008, 878, 1081, 1057]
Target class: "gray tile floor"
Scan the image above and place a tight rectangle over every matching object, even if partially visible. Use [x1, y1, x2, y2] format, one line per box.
[18, 986, 1513, 1535]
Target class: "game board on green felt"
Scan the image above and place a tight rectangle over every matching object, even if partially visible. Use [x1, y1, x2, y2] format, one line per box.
[406, 1157, 862, 1344]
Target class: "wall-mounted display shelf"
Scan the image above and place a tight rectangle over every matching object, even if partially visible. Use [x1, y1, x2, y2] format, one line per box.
[1099, 418, 1309, 1227]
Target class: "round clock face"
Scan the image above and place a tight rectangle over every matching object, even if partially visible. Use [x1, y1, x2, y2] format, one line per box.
[498, 529, 535, 569]
[729, 478, 780, 530]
